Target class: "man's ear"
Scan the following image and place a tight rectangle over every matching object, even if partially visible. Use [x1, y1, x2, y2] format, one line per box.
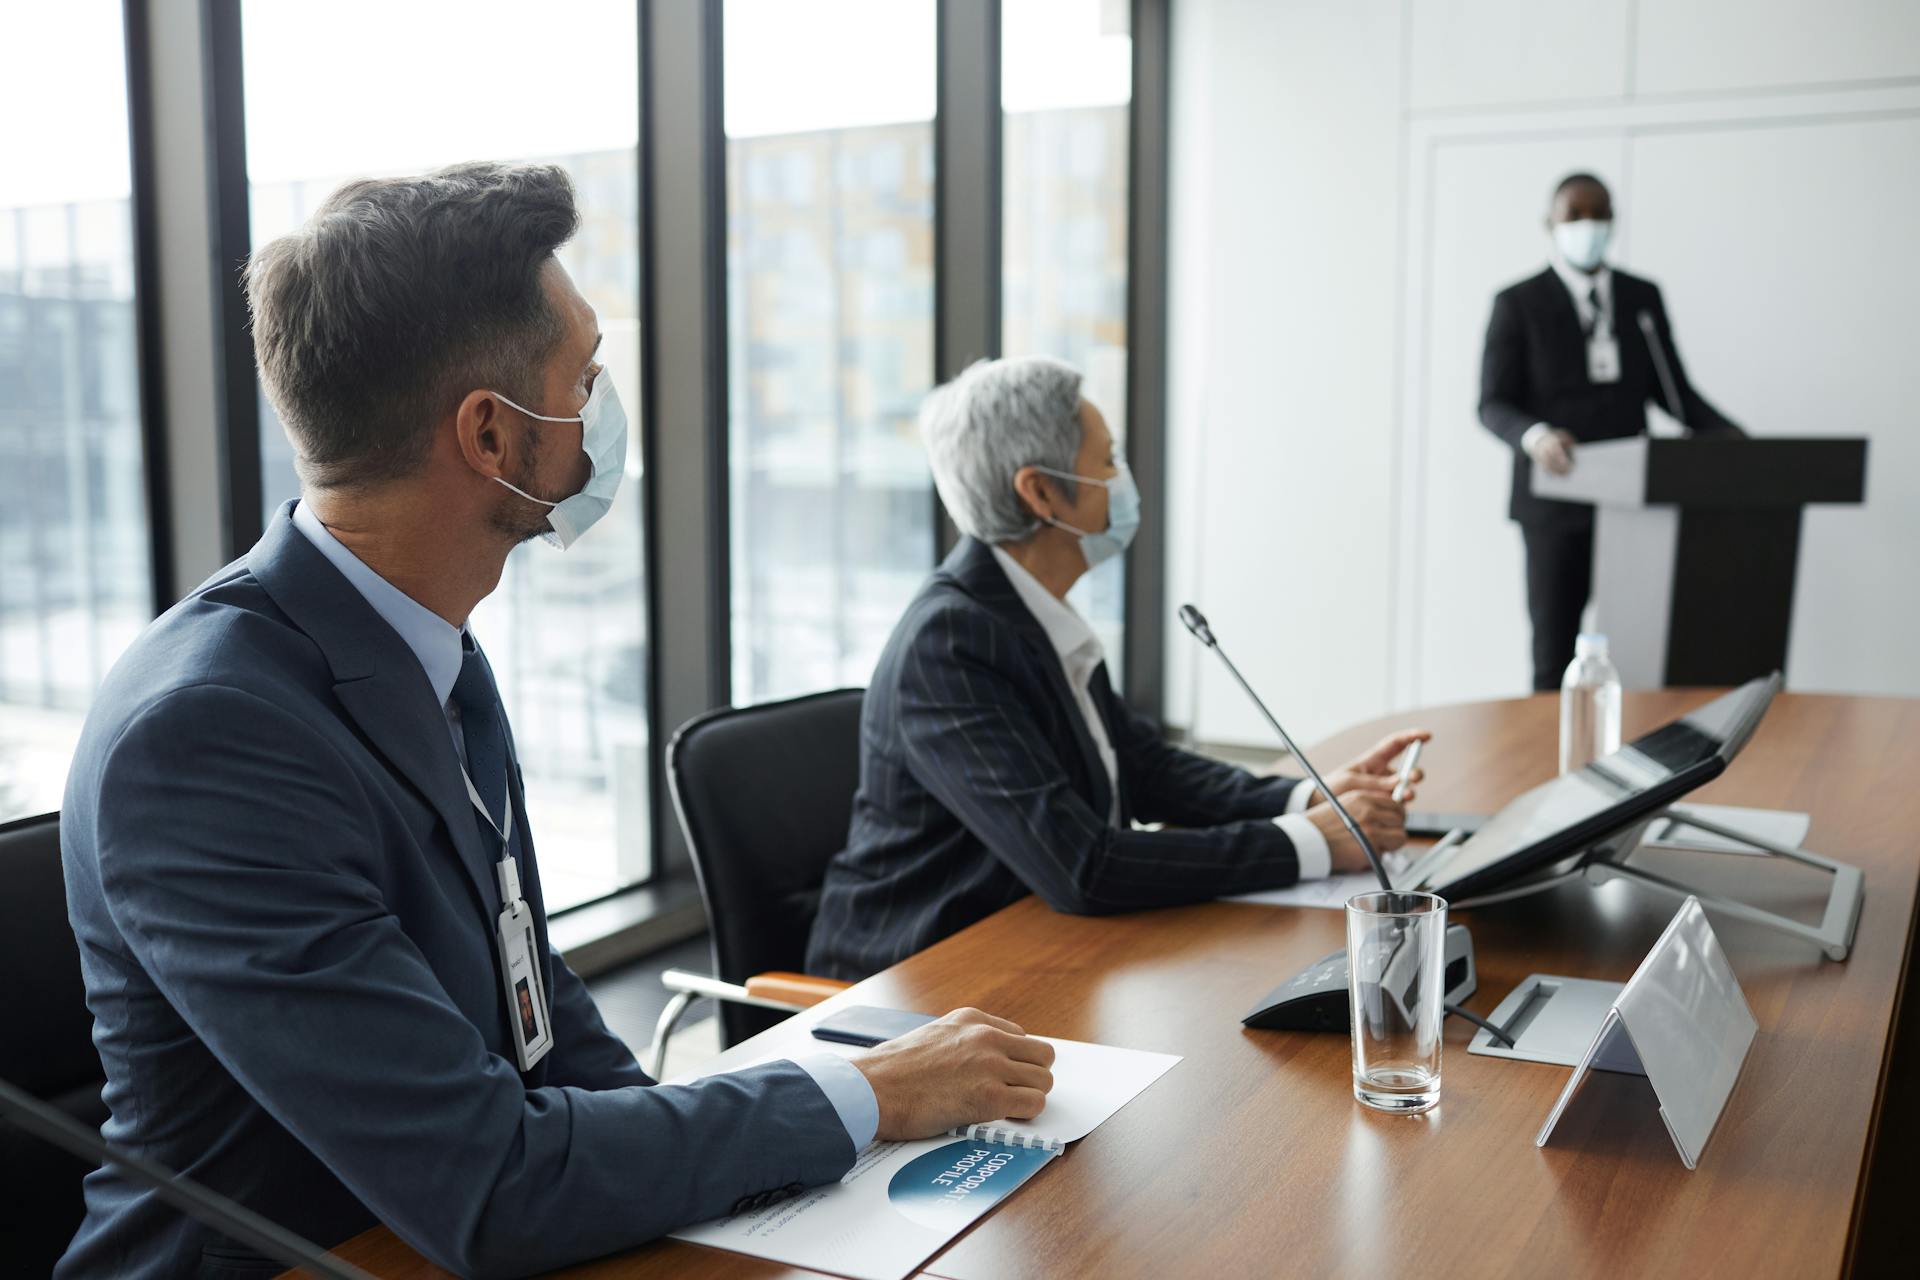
[454, 389, 509, 480]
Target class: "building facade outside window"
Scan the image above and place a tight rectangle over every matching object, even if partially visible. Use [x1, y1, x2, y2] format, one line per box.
[1003, 0, 1133, 675]
[0, 1, 155, 822]
[723, 0, 938, 704]
[243, 0, 651, 909]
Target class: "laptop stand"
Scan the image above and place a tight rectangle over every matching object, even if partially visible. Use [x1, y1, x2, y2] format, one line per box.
[1452, 810, 1863, 962]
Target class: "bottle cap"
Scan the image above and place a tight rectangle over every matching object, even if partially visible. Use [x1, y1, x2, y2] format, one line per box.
[1575, 633, 1609, 657]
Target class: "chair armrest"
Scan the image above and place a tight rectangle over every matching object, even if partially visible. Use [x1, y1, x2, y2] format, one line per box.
[744, 972, 851, 1008]
[660, 968, 802, 1011]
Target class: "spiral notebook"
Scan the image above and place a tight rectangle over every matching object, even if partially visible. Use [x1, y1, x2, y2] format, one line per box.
[670, 1036, 1180, 1280]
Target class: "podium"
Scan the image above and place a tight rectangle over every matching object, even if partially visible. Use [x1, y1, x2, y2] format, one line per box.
[1532, 437, 1867, 687]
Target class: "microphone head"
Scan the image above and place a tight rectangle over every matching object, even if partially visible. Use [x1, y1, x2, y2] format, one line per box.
[1177, 604, 1215, 647]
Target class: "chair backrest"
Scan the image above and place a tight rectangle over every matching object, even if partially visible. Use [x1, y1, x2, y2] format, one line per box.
[667, 689, 864, 1046]
[0, 812, 107, 1275]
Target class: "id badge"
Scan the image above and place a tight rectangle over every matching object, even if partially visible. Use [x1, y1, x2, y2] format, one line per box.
[496, 898, 554, 1071]
[1587, 334, 1621, 383]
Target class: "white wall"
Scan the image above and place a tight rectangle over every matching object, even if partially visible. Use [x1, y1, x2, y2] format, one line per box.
[1167, 0, 1920, 745]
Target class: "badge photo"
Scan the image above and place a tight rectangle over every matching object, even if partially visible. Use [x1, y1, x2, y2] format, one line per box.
[497, 897, 554, 1071]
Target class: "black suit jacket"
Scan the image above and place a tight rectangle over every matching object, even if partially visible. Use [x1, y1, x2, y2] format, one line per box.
[1479, 266, 1741, 528]
[805, 538, 1307, 982]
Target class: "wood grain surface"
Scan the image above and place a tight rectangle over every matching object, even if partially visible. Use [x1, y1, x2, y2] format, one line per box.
[304, 691, 1920, 1279]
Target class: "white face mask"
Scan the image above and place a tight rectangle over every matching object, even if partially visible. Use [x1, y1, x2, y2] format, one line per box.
[490, 368, 628, 549]
[1029, 463, 1141, 570]
[1553, 219, 1613, 272]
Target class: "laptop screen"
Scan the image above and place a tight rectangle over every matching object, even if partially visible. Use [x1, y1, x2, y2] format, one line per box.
[1416, 674, 1779, 900]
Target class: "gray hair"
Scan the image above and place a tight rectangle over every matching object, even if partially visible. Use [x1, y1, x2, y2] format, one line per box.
[921, 356, 1084, 544]
[246, 161, 580, 491]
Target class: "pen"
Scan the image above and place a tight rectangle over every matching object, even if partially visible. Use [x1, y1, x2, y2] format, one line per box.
[1391, 740, 1424, 804]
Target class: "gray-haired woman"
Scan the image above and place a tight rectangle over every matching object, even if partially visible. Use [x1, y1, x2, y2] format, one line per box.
[806, 355, 1429, 981]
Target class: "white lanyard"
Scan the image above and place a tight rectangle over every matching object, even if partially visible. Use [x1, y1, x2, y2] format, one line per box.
[461, 762, 553, 1069]
[459, 765, 523, 902]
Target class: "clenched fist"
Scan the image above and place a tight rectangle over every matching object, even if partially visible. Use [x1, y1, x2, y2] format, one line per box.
[852, 1008, 1057, 1141]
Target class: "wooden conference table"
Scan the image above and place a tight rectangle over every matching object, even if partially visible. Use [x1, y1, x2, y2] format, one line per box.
[312, 690, 1920, 1279]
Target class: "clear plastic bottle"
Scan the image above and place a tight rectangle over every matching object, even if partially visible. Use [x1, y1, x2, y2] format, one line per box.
[1559, 633, 1623, 774]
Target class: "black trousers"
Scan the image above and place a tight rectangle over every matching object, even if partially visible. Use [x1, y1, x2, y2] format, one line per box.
[1520, 523, 1594, 693]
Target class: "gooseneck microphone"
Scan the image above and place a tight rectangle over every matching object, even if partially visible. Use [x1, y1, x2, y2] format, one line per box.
[1636, 310, 1688, 430]
[0, 1076, 373, 1280]
[1180, 604, 1518, 1047]
[1178, 603, 1393, 894]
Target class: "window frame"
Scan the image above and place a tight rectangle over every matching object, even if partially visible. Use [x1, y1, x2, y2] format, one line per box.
[87, 0, 1173, 928]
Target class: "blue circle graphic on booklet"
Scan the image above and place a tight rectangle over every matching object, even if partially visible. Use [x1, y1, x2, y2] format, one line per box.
[888, 1139, 1056, 1231]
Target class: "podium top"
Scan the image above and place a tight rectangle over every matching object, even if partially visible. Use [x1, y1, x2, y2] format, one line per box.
[1531, 436, 1868, 510]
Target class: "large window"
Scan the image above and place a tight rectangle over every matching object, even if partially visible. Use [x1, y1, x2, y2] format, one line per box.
[242, 0, 650, 909]
[1002, 0, 1132, 672]
[0, 2, 154, 822]
[723, 0, 938, 704]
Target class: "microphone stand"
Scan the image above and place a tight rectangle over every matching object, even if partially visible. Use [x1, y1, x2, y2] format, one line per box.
[1178, 604, 1513, 1046]
[1179, 603, 1392, 892]
[1637, 310, 1688, 430]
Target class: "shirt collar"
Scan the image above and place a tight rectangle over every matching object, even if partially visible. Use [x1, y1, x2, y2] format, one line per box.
[1549, 253, 1612, 310]
[291, 499, 467, 709]
[989, 545, 1104, 679]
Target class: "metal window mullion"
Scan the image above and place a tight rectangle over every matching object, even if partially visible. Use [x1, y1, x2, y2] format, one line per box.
[201, 0, 261, 558]
[640, 0, 730, 876]
[932, 0, 1001, 561]
[136, 0, 234, 593]
[122, 0, 177, 611]
[1122, 0, 1171, 722]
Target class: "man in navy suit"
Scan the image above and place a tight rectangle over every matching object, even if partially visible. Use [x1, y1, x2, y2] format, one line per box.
[806, 357, 1430, 982]
[1480, 172, 1744, 690]
[59, 163, 1052, 1278]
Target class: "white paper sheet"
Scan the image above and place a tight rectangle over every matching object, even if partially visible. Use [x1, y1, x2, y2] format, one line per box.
[1225, 850, 1414, 910]
[670, 1036, 1181, 1280]
[1226, 872, 1382, 910]
[735, 1034, 1180, 1145]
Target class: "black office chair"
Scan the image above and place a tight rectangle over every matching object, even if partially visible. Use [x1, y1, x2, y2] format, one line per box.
[0, 812, 106, 1275]
[654, 689, 865, 1073]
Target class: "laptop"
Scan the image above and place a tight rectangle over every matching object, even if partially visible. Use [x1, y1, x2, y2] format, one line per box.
[1393, 673, 1781, 900]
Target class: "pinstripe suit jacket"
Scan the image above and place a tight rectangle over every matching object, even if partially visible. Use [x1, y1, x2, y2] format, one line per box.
[806, 538, 1309, 981]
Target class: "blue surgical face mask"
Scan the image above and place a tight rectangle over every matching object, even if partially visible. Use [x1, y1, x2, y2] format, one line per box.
[1553, 219, 1612, 272]
[1030, 462, 1141, 569]
[490, 368, 628, 549]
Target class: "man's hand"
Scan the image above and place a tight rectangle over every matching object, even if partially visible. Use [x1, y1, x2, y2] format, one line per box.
[1287, 728, 1431, 803]
[852, 1008, 1056, 1141]
[1525, 426, 1578, 476]
[1308, 791, 1411, 872]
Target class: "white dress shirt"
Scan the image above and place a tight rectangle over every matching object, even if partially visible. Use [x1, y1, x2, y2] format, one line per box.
[990, 546, 1330, 879]
[291, 501, 882, 1148]
[1521, 257, 1616, 455]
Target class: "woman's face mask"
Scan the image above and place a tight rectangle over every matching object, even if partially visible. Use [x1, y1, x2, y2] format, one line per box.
[1029, 462, 1142, 570]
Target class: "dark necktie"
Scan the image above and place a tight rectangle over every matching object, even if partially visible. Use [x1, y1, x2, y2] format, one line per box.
[1585, 287, 1602, 337]
[451, 638, 509, 841]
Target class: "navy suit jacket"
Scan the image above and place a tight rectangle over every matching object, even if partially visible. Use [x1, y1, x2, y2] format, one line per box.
[60, 504, 853, 1279]
[806, 538, 1308, 982]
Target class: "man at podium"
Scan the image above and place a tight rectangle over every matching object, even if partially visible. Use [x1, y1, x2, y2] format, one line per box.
[1479, 172, 1744, 691]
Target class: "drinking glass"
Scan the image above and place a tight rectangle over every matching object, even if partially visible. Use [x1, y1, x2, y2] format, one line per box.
[1346, 890, 1447, 1113]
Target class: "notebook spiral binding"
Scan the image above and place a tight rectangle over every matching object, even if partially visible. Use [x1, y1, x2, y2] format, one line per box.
[947, 1123, 1065, 1153]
